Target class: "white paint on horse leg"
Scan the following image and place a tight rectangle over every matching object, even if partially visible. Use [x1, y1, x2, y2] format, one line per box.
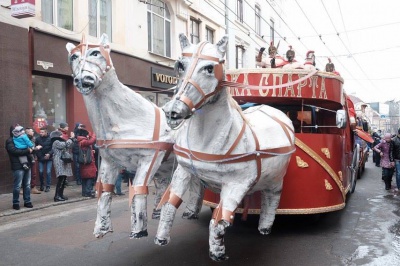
[209, 219, 230, 261]
[154, 202, 176, 245]
[182, 177, 204, 219]
[152, 173, 170, 219]
[130, 194, 148, 238]
[258, 189, 282, 235]
[93, 192, 113, 238]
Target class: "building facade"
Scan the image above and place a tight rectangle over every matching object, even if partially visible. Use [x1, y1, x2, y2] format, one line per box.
[0, 0, 285, 192]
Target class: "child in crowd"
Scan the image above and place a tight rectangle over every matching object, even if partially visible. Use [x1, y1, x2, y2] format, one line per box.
[12, 126, 36, 170]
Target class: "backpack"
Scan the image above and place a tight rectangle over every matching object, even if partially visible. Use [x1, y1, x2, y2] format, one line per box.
[78, 144, 92, 165]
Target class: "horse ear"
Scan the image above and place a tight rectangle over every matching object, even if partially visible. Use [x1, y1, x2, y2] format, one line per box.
[216, 35, 228, 57]
[66, 43, 76, 54]
[99, 33, 110, 48]
[179, 33, 191, 50]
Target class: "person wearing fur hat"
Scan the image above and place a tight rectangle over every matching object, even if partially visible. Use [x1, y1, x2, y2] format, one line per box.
[50, 129, 75, 201]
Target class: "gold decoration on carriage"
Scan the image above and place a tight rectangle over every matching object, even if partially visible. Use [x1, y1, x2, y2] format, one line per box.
[296, 156, 309, 168]
[321, 148, 330, 159]
[324, 179, 333, 190]
[338, 171, 343, 181]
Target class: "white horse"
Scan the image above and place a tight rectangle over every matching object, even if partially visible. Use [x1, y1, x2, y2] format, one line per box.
[154, 34, 296, 261]
[66, 34, 174, 239]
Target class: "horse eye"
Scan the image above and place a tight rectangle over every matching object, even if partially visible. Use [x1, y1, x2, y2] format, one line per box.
[204, 65, 214, 74]
[71, 54, 78, 61]
[90, 50, 100, 57]
[174, 61, 185, 74]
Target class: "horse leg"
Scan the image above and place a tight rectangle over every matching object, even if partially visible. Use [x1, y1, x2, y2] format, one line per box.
[182, 177, 204, 220]
[258, 188, 283, 235]
[130, 194, 148, 238]
[93, 160, 118, 238]
[208, 184, 249, 261]
[151, 172, 169, 220]
[154, 165, 191, 246]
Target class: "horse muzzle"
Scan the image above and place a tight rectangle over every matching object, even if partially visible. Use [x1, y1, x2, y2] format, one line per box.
[74, 73, 97, 95]
[162, 100, 192, 129]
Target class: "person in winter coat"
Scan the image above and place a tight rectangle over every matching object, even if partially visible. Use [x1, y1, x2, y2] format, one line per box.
[35, 127, 54, 192]
[72, 123, 83, 185]
[373, 133, 395, 190]
[50, 130, 75, 202]
[5, 124, 34, 210]
[76, 128, 97, 197]
[392, 128, 400, 191]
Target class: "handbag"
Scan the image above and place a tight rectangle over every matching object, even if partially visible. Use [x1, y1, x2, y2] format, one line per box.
[61, 148, 73, 163]
[78, 144, 92, 165]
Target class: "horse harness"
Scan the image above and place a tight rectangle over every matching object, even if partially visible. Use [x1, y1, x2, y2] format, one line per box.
[95, 105, 173, 204]
[160, 40, 296, 223]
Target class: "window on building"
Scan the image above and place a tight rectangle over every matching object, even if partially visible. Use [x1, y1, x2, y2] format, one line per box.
[32, 76, 67, 132]
[237, 0, 243, 23]
[206, 27, 214, 44]
[89, 0, 112, 40]
[236, 45, 245, 69]
[41, 0, 73, 31]
[255, 5, 261, 36]
[190, 18, 201, 44]
[270, 18, 275, 43]
[147, 0, 171, 57]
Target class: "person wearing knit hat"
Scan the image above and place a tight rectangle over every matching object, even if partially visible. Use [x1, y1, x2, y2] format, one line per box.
[50, 129, 75, 201]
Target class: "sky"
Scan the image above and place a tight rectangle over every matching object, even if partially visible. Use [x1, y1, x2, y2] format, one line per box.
[274, 0, 400, 103]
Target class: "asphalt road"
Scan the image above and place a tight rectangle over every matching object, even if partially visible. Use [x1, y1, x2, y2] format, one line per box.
[0, 154, 399, 266]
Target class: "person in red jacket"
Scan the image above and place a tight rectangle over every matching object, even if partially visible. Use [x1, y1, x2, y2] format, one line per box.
[76, 125, 97, 197]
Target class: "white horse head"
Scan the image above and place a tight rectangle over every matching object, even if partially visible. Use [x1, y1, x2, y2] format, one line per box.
[163, 34, 228, 129]
[66, 34, 112, 95]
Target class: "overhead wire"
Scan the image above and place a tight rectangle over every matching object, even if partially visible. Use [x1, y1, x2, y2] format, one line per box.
[320, 0, 380, 95]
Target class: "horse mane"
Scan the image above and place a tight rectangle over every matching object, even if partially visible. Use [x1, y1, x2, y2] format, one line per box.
[227, 92, 249, 124]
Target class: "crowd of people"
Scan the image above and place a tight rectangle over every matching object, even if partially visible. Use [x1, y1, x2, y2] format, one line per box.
[5, 122, 127, 210]
[372, 128, 400, 191]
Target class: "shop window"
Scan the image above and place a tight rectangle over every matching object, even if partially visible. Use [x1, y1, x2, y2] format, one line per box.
[32, 76, 67, 132]
[41, 0, 73, 31]
[147, 0, 171, 57]
[89, 0, 112, 41]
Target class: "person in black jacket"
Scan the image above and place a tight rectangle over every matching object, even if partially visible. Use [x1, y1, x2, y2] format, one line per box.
[72, 123, 83, 185]
[35, 126, 54, 192]
[392, 128, 400, 191]
[5, 124, 34, 210]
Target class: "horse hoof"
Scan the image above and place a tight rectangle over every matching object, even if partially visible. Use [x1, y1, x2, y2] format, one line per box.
[154, 236, 170, 246]
[182, 211, 198, 220]
[152, 210, 161, 220]
[209, 252, 229, 261]
[129, 230, 148, 239]
[259, 228, 272, 235]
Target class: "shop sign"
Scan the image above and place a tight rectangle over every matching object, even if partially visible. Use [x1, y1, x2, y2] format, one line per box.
[37, 60, 54, 70]
[151, 67, 177, 90]
[11, 0, 35, 19]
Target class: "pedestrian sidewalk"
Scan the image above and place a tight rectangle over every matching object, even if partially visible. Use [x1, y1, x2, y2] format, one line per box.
[0, 182, 128, 218]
